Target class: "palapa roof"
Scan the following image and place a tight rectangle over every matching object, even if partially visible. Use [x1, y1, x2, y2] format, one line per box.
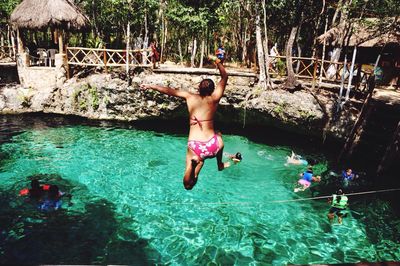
[10, 0, 90, 31]
[317, 17, 400, 47]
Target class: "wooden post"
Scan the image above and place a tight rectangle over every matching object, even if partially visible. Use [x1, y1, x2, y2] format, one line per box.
[103, 48, 107, 73]
[312, 57, 318, 90]
[58, 29, 64, 54]
[65, 46, 70, 79]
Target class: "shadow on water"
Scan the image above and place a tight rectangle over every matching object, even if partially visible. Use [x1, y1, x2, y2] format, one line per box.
[0, 173, 159, 265]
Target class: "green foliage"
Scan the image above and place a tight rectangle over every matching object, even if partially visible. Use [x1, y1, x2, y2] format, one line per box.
[1, 0, 397, 67]
[88, 85, 99, 110]
[166, 0, 220, 35]
[276, 59, 286, 76]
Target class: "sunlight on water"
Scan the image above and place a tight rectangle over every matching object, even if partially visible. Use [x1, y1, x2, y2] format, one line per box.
[0, 125, 399, 264]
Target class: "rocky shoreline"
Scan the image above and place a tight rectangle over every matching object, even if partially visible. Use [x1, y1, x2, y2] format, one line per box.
[0, 70, 358, 142]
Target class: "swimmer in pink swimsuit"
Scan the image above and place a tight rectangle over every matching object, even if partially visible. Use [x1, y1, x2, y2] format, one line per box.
[141, 55, 230, 190]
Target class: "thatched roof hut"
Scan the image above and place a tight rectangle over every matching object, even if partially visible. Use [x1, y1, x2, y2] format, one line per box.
[318, 17, 400, 47]
[10, 0, 89, 31]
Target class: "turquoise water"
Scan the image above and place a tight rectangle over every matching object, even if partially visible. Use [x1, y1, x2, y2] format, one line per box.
[0, 122, 399, 264]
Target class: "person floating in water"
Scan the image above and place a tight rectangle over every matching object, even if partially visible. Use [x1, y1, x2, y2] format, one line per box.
[294, 166, 321, 192]
[20, 179, 71, 211]
[327, 189, 348, 224]
[225, 152, 242, 164]
[140, 55, 230, 190]
[342, 168, 358, 187]
[19, 179, 49, 201]
[285, 151, 307, 166]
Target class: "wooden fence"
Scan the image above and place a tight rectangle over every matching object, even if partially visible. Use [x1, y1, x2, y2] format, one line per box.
[0, 45, 15, 61]
[269, 55, 373, 90]
[67, 47, 153, 68]
[63, 47, 373, 91]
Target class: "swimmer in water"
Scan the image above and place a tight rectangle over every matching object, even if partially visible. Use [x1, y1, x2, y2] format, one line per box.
[327, 189, 348, 224]
[294, 166, 321, 192]
[225, 152, 242, 164]
[285, 151, 307, 166]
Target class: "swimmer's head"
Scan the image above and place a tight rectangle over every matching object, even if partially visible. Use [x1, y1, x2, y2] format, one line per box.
[31, 179, 40, 189]
[235, 152, 242, 161]
[199, 79, 215, 96]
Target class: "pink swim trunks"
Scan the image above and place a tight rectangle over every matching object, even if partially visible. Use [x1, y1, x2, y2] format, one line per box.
[298, 179, 311, 188]
[188, 134, 220, 159]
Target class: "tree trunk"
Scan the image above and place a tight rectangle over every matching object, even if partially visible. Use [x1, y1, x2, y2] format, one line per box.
[284, 26, 298, 88]
[377, 121, 400, 177]
[319, 14, 329, 86]
[331, 0, 344, 26]
[262, 0, 273, 89]
[10, 29, 16, 58]
[126, 23, 130, 79]
[255, 13, 266, 89]
[199, 38, 205, 68]
[161, 19, 168, 62]
[144, 9, 149, 47]
[345, 46, 357, 101]
[338, 76, 375, 162]
[191, 38, 197, 68]
[178, 39, 183, 65]
[327, 0, 352, 79]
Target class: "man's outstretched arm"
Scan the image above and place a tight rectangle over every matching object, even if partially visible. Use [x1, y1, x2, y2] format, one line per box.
[140, 84, 190, 99]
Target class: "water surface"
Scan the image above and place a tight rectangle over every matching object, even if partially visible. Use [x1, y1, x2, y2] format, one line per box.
[0, 116, 399, 265]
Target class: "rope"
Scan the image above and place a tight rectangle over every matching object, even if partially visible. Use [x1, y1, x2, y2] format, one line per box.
[161, 188, 400, 207]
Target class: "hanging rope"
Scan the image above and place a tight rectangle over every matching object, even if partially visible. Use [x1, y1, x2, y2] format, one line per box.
[158, 188, 400, 207]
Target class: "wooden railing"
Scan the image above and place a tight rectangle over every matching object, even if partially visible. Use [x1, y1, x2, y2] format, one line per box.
[67, 47, 153, 68]
[269, 55, 372, 90]
[0, 45, 15, 61]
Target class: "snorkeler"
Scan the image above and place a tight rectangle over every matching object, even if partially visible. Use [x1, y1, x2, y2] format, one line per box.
[19, 179, 49, 200]
[39, 185, 67, 212]
[140, 54, 230, 190]
[327, 189, 348, 224]
[294, 167, 321, 192]
[20, 180, 72, 211]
